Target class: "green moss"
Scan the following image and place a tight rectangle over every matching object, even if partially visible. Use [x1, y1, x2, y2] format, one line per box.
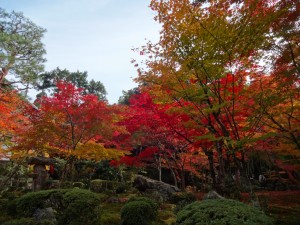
[101, 203, 125, 225]
[2, 218, 54, 225]
[158, 204, 176, 225]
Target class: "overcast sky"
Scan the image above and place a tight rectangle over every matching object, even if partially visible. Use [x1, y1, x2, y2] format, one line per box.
[0, 0, 160, 103]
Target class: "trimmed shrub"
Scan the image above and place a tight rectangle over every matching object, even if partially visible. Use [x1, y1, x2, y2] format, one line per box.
[15, 189, 66, 217]
[59, 189, 101, 225]
[8, 189, 101, 225]
[127, 196, 159, 212]
[72, 182, 85, 188]
[121, 201, 158, 225]
[176, 199, 274, 225]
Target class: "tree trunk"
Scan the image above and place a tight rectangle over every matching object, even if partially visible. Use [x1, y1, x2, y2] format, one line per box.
[206, 150, 217, 189]
[163, 154, 178, 187]
[216, 141, 225, 193]
[158, 156, 162, 182]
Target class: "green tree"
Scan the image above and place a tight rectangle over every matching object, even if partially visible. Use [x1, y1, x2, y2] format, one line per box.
[118, 87, 140, 105]
[0, 8, 46, 88]
[87, 79, 107, 100]
[36, 67, 107, 100]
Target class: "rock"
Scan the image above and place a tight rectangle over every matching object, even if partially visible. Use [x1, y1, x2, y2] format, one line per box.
[33, 207, 56, 222]
[106, 197, 120, 203]
[133, 175, 180, 201]
[203, 190, 225, 200]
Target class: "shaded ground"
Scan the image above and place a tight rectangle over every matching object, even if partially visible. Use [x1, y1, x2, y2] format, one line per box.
[1, 190, 298, 225]
[242, 191, 300, 225]
[99, 191, 300, 225]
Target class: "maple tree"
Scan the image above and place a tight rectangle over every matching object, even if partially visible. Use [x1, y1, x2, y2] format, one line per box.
[133, 0, 299, 190]
[0, 89, 29, 153]
[13, 81, 124, 182]
[0, 89, 32, 191]
[114, 91, 208, 188]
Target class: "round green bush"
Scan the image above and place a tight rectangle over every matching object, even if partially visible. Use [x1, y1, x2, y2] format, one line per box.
[9, 189, 101, 225]
[15, 189, 66, 217]
[59, 189, 101, 225]
[176, 199, 273, 225]
[127, 196, 159, 212]
[121, 201, 158, 225]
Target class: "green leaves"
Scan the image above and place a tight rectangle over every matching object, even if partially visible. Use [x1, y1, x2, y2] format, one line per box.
[0, 8, 46, 86]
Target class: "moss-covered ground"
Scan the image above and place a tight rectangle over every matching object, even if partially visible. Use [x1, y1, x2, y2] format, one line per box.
[0, 190, 299, 225]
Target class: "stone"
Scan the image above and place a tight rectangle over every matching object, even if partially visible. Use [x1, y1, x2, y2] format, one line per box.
[33, 207, 56, 222]
[106, 197, 120, 203]
[203, 190, 225, 200]
[133, 175, 180, 201]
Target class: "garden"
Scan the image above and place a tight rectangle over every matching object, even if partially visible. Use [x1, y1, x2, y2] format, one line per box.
[1, 0, 300, 224]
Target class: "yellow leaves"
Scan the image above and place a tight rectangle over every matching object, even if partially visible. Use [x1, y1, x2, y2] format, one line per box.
[74, 141, 127, 162]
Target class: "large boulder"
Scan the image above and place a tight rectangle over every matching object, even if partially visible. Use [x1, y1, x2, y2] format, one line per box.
[133, 175, 180, 201]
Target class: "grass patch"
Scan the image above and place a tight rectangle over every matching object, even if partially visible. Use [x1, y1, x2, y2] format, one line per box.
[100, 202, 125, 225]
[157, 204, 176, 225]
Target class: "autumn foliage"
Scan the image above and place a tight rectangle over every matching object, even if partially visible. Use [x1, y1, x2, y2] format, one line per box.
[16, 81, 125, 159]
[0, 0, 299, 193]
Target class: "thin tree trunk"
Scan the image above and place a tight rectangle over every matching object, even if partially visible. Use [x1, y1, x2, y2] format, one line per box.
[158, 156, 162, 182]
[206, 150, 217, 189]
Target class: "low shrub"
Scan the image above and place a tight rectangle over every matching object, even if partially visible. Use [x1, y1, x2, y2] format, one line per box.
[15, 189, 66, 217]
[7, 189, 101, 225]
[127, 196, 159, 212]
[60, 181, 73, 189]
[170, 192, 197, 213]
[115, 183, 128, 194]
[170, 192, 197, 204]
[60, 189, 101, 225]
[143, 190, 165, 203]
[121, 200, 158, 225]
[176, 199, 274, 225]
[72, 182, 85, 188]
